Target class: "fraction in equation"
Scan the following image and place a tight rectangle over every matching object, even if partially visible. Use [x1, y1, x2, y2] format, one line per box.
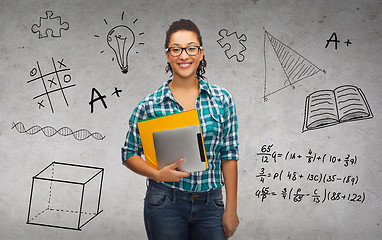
[257, 144, 304, 163]
[257, 144, 358, 167]
[256, 168, 303, 183]
[306, 149, 357, 167]
[254, 187, 365, 204]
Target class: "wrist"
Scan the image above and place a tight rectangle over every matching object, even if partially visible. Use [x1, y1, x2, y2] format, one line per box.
[224, 206, 237, 213]
[152, 169, 161, 182]
[224, 201, 237, 212]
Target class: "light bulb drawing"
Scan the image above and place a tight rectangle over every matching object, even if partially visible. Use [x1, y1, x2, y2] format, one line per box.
[107, 25, 135, 74]
[94, 12, 144, 75]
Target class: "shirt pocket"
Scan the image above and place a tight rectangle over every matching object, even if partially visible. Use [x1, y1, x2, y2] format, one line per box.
[203, 99, 225, 153]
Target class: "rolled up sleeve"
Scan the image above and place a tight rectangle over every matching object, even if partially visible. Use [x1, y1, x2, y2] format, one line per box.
[220, 91, 239, 161]
[121, 103, 146, 164]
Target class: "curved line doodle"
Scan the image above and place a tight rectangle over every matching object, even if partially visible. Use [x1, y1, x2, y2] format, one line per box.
[11, 122, 105, 141]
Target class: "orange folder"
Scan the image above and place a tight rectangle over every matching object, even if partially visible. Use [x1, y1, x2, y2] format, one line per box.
[137, 109, 208, 170]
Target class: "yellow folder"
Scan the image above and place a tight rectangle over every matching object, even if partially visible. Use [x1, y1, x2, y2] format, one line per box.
[137, 109, 208, 170]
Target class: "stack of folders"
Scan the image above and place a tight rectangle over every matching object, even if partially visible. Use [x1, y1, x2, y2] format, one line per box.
[137, 109, 208, 172]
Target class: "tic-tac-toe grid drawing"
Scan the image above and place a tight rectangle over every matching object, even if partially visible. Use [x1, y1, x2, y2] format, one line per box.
[27, 162, 104, 231]
[27, 57, 76, 113]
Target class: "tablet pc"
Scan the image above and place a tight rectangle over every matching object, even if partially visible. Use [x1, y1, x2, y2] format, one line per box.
[153, 125, 207, 172]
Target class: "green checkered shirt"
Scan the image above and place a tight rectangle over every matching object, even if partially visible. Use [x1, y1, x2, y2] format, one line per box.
[122, 78, 239, 192]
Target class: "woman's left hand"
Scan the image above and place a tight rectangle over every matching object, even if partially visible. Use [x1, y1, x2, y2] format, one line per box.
[222, 209, 239, 239]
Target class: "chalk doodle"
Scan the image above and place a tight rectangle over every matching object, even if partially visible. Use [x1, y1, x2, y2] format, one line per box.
[27, 58, 75, 113]
[254, 144, 365, 204]
[263, 29, 325, 101]
[89, 87, 122, 113]
[302, 85, 373, 132]
[324, 32, 352, 50]
[27, 162, 104, 230]
[217, 29, 247, 62]
[94, 12, 144, 74]
[89, 88, 107, 113]
[12, 122, 105, 141]
[31, 10, 69, 39]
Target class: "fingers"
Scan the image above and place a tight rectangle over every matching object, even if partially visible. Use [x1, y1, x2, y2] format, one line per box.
[227, 230, 236, 239]
[156, 158, 190, 182]
[173, 159, 191, 177]
[224, 229, 235, 239]
[162, 169, 190, 182]
[223, 225, 233, 239]
[170, 158, 190, 171]
[222, 216, 238, 239]
[223, 225, 228, 239]
[174, 170, 191, 180]
[170, 158, 185, 169]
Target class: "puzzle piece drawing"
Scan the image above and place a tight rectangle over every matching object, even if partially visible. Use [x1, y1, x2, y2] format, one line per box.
[31, 10, 69, 39]
[217, 29, 247, 62]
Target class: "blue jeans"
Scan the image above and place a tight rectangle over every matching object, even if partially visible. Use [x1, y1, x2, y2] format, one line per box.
[144, 179, 225, 240]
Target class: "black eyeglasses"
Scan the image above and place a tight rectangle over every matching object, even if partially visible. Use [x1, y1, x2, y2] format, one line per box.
[165, 46, 203, 57]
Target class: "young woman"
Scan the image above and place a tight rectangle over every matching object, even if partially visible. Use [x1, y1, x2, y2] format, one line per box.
[122, 19, 239, 239]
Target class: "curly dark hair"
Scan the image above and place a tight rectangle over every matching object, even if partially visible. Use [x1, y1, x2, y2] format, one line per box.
[164, 19, 207, 80]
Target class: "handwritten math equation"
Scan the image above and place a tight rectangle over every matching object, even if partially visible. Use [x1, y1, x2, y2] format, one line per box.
[257, 144, 357, 167]
[256, 168, 359, 185]
[254, 144, 366, 204]
[254, 187, 365, 204]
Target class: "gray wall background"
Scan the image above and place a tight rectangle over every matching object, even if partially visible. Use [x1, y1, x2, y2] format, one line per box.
[1, 0, 381, 239]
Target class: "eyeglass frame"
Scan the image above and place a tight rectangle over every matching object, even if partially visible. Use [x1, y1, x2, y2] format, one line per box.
[165, 46, 203, 57]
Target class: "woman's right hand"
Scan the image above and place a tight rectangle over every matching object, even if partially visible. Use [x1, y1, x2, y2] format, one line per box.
[155, 158, 191, 182]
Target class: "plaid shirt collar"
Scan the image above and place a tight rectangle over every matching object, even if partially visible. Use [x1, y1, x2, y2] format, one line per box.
[155, 78, 212, 105]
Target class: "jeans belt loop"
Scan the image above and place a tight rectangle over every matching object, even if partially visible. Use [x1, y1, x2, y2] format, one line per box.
[206, 190, 210, 205]
[172, 189, 176, 203]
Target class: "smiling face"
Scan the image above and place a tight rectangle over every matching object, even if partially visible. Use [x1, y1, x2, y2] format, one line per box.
[165, 30, 204, 81]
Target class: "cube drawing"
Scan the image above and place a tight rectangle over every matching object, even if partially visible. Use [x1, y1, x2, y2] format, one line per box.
[27, 161, 104, 230]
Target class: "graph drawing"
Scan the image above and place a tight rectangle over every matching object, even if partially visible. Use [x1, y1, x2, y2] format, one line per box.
[263, 29, 325, 101]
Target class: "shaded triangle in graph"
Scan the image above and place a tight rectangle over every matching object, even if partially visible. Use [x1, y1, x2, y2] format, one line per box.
[263, 30, 324, 100]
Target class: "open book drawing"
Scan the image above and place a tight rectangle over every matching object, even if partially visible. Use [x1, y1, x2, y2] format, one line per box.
[303, 85, 373, 132]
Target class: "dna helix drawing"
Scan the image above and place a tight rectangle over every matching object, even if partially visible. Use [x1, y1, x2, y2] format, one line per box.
[12, 122, 105, 141]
